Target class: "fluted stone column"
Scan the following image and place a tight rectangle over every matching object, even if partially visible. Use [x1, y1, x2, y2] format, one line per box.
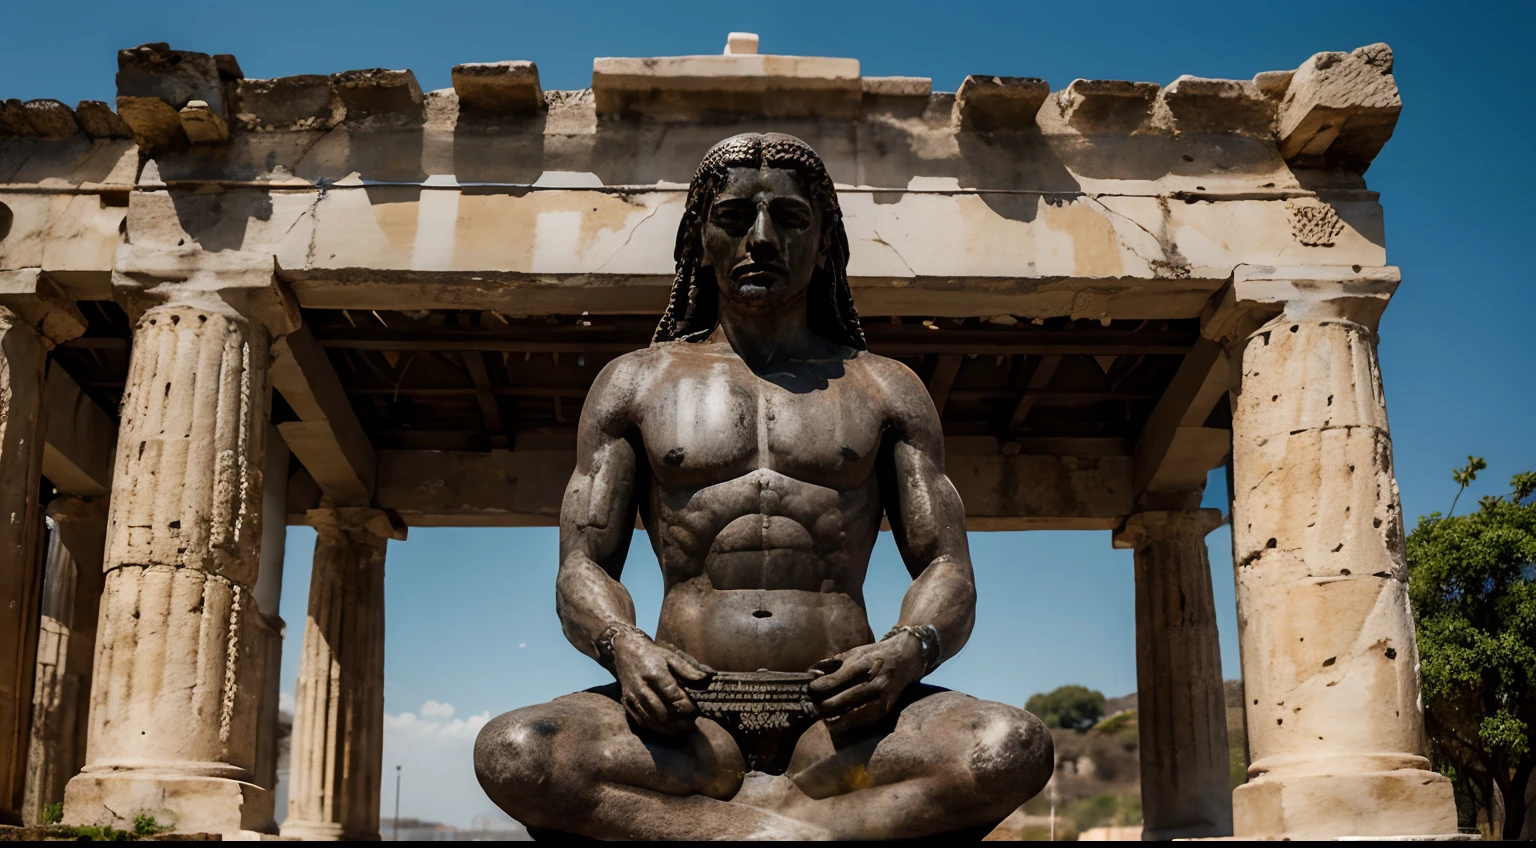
[64, 248, 298, 836]
[1222, 265, 1456, 838]
[1115, 505, 1232, 840]
[253, 427, 290, 799]
[282, 506, 403, 841]
[22, 497, 107, 824]
[0, 276, 87, 825]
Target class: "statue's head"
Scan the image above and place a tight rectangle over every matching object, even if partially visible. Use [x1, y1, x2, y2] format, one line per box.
[653, 133, 865, 349]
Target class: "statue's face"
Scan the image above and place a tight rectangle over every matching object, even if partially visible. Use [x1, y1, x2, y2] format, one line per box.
[702, 167, 824, 314]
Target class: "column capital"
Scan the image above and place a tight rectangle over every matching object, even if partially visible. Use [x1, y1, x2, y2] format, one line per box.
[1202, 264, 1400, 343]
[0, 269, 88, 348]
[112, 244, 299, 336]
[307, 504, 407, 542]
[1113, 507, 1223, 550]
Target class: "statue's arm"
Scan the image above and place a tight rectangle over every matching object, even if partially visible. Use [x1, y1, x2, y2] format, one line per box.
[880, 363, 978, 668]
[555, 356, 644, 665]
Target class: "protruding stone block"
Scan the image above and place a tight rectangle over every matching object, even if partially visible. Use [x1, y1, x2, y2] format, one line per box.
[0, 270, 87, 347]
[1060, 79, 1159, 133]
[1252, 70, 1294, 99]
[956, 75, 1049, 131]
[116, 43, 228, 120]
[593, 53, 861, 119]
[330, 69, 424, 124]
[114, 95, 186, 151]
[725, 32, 759, 55]
[73, 101, 132, 139]
[861, 76, 931, 98]
[178, 99, 228, 144]
[1277, 43, 1400, 171]
[18, 101, 79, 140]
[235, 76, 335, 131]
[451, 61, 544, 116]
[1161, 76, 1274, 135]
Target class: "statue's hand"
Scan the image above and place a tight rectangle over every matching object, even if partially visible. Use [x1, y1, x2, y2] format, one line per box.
[807, 637, 924, 733]
[611, 631, 711, 736]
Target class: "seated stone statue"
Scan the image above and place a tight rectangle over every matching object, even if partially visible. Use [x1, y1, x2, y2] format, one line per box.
[474, 133, 1053, 840]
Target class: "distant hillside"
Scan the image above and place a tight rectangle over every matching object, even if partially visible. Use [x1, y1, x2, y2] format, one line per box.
[987, 680, 1248, 841]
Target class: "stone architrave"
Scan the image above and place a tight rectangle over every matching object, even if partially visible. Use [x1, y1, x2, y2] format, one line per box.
[1114, 505, 1232, 840]
[62, 248, 298, 836]
[1222, 265, 1457, 839]
[281, 505, 404, 841]
[22, 497, 107, 824]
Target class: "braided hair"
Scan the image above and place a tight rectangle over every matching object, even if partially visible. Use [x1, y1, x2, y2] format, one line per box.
[652, 133, 866, 350]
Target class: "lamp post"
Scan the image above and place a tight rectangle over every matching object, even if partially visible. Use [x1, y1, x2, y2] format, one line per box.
[393, 765, 401, 840]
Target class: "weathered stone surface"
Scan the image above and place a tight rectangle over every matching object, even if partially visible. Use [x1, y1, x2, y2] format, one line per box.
[234, 76, 335, 132]
[112, 244, 299, 336]
[178, 100, 228, 144]
[0, 270, 87, 347]
[1277, 43, 1400, 171]
[956, 75, 1049, 131]
[1226, 274, 1456, 838]
[72, 101, 133, 139]
[115, 94, 187, 151]
[1060, 79, 1159, 133]
[0, 310, 49, 825]
[860, 75, 930, 98]
[283, 507, 402, 841]
[1114, 507, 1232, 840]
[593, 53, 861, 118]
[10, 101, 79, 141]
[452, 61, 543, 115]
[22, 496, 107, 824]
[330, 69, 424, 124]
[1161, 76, 1274, 135]
[116, 43, 227, 114]
[63, 299, 278, 836]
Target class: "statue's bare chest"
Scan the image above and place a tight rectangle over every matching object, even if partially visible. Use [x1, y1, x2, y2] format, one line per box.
[636, 357, 886, 490]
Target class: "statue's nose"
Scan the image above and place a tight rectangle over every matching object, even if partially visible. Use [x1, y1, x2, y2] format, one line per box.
[747, 208, 780, 261]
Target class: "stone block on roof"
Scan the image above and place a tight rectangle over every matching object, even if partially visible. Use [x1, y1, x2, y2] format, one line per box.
[1277, 43, 1400, 172]
[592, 53, 861, 119]
[452, 61, 544, 116]
[330, 69, 424, 124]
[956, 75, 1050, 131]
[235, 76, 335, 131]
[74, 101, 133, 139]
[116, 43, 228, 120]
[1161, 76, 1274, 136]
[1060, 79, 1160, 133]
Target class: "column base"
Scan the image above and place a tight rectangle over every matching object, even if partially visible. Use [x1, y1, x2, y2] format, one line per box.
[62, 771, 275, 837]
[280, 819, 381, 840]
[1233, 767, 1457, 839]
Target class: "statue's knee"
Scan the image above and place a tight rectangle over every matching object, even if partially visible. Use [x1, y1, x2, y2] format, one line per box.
[473, 710, 563, 811]
[967, 704, 1055, 805]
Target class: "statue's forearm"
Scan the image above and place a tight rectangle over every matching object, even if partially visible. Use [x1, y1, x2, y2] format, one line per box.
[555, 554, 643, 663]
[895, 554, 977, 665]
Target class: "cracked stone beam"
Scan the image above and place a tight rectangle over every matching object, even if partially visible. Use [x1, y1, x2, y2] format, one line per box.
[271, 326, 377, 508]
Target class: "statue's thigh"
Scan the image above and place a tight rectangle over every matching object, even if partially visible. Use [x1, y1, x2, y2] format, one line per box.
[476, 688, 744, 803]
[789, 688, 1052, 807]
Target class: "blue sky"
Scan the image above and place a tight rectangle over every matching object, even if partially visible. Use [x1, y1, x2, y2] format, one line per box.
[7, 0, 1532, 828]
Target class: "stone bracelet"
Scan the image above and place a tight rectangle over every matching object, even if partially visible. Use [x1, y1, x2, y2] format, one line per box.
[882, 624, 943, 675]
[593, 622, 646, 669]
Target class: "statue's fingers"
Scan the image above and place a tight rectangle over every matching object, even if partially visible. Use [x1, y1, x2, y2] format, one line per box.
[818, 680, 879, 715]
[809, 658, 870, 694]
[666, 654, 710, 683]
[633, 684, 672, 730]
[653, 676, 698, 717]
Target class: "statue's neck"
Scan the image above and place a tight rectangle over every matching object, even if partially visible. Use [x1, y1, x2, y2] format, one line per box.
[713, 299, 824, 367]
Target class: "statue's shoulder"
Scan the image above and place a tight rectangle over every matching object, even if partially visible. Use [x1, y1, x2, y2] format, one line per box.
[845, 350, 940, 430]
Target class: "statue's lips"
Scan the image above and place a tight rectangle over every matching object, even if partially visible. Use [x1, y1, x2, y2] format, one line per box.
[730, 263, 787, 285]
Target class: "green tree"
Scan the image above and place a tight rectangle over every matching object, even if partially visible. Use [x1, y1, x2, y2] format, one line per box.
[1407, 459, 1536, 839]
[1025, 684, 1106, 731]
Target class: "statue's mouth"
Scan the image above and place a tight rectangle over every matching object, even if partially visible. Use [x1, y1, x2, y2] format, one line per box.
[731, 262, 786, 284]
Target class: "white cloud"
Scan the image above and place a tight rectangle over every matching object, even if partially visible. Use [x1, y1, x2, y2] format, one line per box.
[420, 699, 455, 719]
[384, 707, 489, 742]
[278, 691, 295, 713]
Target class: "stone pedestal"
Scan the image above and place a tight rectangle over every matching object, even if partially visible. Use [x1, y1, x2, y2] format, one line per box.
[1225, 268, 1457, 839]
[22, 497, 107, 824]
[1115, 506, 1232, 840]
[63, 302, 280, 836]
[281, 506, 403, 841]
[0, 310, 52, 825]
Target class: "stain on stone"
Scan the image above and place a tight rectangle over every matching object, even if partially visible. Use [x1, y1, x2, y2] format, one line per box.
[530, 718, 561, 738]
[839, 446, 859, 462]
[663, 447, 686, 467]
[1384, 647, 1397, 660]
[1322, 657, 1336, 667]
